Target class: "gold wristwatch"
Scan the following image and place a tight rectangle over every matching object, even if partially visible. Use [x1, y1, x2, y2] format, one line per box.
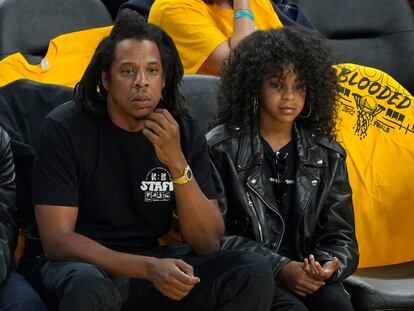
[171, 165, 193, 185]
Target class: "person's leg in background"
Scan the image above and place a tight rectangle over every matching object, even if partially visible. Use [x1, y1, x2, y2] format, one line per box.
[0, 269, 47, 311]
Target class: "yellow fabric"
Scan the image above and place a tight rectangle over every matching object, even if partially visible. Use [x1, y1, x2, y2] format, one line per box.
[149, 0, 282, 75]
[0, 26, 112, 88]
[334, 63, 414, 268]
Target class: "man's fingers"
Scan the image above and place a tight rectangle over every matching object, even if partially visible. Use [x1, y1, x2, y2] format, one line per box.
[154, 108, 178, 126]
[163, 286, 193, 301]
[142, 128, 159, 145]
[174, 260, 200, 285]
[175, 259, 194, 276]
[144, 119, 164, 136]
[146, 110, 170, 130]
[147, 109, 178, 132]
[168, 279, 196, 293]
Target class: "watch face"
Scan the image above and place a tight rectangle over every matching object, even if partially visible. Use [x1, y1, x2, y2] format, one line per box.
[185, 167, 193, 180]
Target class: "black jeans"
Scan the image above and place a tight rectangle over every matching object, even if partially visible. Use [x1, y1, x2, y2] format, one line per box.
[272, 281, 354, 311]
[28, 244, 274, 311]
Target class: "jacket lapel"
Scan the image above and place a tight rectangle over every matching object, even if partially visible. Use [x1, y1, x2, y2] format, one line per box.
[293, 125, 328, 222]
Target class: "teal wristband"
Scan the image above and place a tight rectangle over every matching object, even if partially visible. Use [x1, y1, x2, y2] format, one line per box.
[234, 10, 254, 22]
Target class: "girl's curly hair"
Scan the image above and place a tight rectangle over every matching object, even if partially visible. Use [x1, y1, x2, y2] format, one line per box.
[215, 26, 339, 138]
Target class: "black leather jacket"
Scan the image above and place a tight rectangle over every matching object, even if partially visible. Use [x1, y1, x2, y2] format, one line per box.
[0, 127, 17, 284]
[207, 123, 359, 282]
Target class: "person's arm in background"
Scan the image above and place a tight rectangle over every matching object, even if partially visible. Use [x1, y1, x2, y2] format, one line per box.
[200, 0, 256, 75]
[149, 0, 256, 75]
[0, 128, 17, 284]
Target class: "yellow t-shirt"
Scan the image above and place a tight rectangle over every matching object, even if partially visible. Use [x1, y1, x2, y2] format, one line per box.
[149, 0, 282, 75]
[0, 26, 112, 88]
[335, 63, 414, 268]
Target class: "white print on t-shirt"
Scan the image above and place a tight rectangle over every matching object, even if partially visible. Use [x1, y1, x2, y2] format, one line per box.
[140, 167, 173, 203]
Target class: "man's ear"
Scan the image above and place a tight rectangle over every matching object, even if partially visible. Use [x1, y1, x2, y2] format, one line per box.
[101, 71, 110, 91]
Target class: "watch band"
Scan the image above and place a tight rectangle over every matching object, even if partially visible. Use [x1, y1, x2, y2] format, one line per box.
[171, 165, 193, 185]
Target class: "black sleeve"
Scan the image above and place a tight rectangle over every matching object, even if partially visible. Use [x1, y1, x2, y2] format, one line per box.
[180, 116, 218, 200]
[0, 128, 17, 284]
[32, 118, 79, 207]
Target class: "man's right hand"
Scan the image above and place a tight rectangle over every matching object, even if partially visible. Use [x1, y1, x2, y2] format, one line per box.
[277, 261, 325, 297]
[147, 258, 200, 300]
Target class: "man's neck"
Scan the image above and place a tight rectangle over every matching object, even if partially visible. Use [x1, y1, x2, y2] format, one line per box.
[107, 102, 145, 133]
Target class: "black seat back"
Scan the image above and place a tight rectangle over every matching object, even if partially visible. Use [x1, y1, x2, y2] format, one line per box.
[0, 0, 113, 63]
[0, 80, 73, 227]
[284, 0, 414, 95]
[180, 74, 220, 134]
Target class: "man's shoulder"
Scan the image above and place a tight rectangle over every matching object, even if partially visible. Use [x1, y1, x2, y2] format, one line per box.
[45, 101, 95, 128]
[46, 100, 80, 122]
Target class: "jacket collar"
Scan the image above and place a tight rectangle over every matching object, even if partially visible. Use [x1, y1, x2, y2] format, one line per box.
[235, 122, 328, 171]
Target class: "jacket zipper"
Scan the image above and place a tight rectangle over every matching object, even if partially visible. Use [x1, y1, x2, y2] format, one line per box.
[246, 192, 264, 243]
[247, 184, 285, 251]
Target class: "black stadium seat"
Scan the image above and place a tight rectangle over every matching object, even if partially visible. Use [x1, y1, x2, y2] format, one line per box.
[180, 74, 220, 134]
[282, 0, 414, 96]
[0, 0, 113, 64]
[0, 80, 73, 257]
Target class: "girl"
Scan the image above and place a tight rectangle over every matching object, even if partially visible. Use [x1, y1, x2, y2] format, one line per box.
[208, 27, 359, 311]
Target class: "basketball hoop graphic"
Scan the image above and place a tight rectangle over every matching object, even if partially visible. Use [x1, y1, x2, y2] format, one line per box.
[353, 93, 385, 139]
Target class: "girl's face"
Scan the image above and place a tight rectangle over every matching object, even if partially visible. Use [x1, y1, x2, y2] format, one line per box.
[259, 67, 306, 127]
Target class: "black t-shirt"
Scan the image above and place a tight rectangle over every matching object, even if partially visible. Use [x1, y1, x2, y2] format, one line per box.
[261, 137, 297, 259]
[32, 101, 218, 253]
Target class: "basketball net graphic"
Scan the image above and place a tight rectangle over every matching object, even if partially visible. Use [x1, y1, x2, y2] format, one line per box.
[353, 93, 384, 139]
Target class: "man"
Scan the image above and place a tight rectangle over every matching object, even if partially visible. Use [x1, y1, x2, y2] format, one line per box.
[149, 0, 283, 75]
[0, 127, 46, 311]
[29, 9, 274, 311]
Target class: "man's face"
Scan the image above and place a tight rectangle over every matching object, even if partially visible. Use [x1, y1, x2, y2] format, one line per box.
[102, 39, 165, 131]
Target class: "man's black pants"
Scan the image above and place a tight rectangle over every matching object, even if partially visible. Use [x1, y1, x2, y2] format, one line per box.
[29, 244, 274, 311]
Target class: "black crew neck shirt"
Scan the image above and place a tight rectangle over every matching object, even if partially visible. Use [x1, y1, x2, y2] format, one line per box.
[33, 101, 218, 253]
